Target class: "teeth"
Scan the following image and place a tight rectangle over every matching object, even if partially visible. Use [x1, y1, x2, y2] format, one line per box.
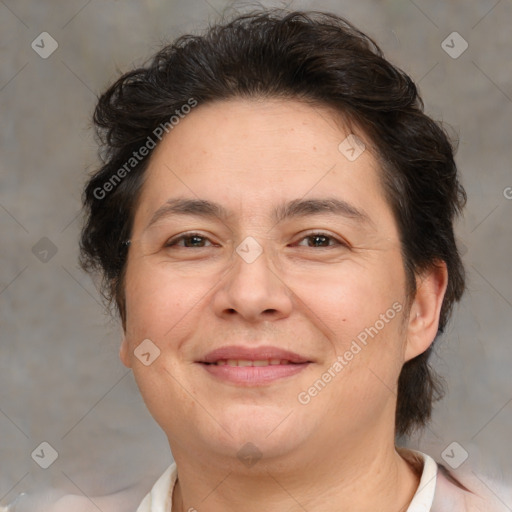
[215, 359, 291, 366]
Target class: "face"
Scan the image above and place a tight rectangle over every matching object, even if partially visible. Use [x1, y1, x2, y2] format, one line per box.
[119, 98, 427, 469]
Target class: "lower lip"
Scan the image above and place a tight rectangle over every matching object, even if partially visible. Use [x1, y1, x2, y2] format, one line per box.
[199, 362, 310, 385]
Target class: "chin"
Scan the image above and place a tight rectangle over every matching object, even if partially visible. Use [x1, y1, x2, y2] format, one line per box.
[203, 408, 311, 460]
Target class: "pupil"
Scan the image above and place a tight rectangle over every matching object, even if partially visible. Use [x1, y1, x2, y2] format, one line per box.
[311, 235, 328, 247]
[187, 236, 204, 247]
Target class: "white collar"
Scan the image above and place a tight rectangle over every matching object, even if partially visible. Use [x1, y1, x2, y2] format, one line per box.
[136, 462, 177, 512]
[404, 450, 439, 511]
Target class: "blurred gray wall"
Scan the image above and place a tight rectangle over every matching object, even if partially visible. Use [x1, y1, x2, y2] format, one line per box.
[1, 0, 511, 506]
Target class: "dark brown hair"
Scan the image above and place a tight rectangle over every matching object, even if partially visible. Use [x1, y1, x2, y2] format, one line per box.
[79, 9, 466, 436]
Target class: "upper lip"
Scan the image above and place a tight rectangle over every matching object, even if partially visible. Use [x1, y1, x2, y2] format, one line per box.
[200, 345, 311, 364]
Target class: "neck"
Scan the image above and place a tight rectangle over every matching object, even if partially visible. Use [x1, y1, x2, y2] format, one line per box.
[171, 441, 421, 512]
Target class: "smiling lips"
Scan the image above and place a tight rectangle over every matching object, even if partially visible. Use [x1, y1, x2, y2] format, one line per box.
[198, 345, 312, 385]
[213, 358, 295, 366]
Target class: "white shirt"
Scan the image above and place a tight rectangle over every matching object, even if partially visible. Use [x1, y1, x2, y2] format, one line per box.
[135, 450, 438, 512]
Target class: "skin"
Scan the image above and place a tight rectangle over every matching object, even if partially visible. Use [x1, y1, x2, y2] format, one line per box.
[119, 98, 448, 512]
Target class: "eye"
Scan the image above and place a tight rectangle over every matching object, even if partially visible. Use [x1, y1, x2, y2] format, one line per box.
[163, 231, 347, 250]
[294, 232, 347, 248]
[164, 232, 215, 248]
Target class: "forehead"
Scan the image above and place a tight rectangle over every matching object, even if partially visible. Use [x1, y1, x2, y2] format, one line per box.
[150, 97, 364, 169]
[134, 98, 395, 233]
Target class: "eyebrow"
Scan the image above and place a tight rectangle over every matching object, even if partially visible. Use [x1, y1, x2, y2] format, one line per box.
[145, 197, 374, 230]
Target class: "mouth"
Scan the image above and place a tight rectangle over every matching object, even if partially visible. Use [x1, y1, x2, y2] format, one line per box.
[204, 358, 300, 367]
[197, 346, 312, 386]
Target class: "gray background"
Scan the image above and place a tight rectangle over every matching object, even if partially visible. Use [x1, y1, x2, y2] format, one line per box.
[1, 0, 511, 507]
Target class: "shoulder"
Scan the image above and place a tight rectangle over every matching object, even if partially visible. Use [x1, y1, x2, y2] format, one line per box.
[400, 447, 512, 512]
[4, 477, 157, 512]
[433, 463, 512, 512]
[0, 492, 98, 512]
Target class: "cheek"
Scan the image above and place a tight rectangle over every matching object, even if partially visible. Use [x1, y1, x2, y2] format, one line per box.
[307, 311, 406, 433]
[123, 257, 206, 340]
[299, 260, 407, 384]
[131, 361, 194, 434]
[297, 264, 399, 337]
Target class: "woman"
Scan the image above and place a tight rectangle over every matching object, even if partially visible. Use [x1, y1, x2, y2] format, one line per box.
[75, 8, 507, 512]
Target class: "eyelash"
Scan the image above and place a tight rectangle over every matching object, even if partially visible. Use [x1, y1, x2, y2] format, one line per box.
[164, 232, 348, 249]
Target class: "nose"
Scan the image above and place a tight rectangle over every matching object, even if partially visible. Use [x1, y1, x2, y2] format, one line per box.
[211, 238, 294, 323]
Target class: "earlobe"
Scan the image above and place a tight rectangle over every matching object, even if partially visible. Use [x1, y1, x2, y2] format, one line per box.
[120, 336, 132, 368]
[404, 261, 448, 362]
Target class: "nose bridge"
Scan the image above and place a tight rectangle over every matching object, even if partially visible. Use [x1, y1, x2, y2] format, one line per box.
[239, 236, 277, 283]
[214, 234, 292, 321]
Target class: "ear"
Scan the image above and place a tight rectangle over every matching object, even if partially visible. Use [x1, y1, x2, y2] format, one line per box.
[404, 261, 448, 362]
[120, 336, 132, 368]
